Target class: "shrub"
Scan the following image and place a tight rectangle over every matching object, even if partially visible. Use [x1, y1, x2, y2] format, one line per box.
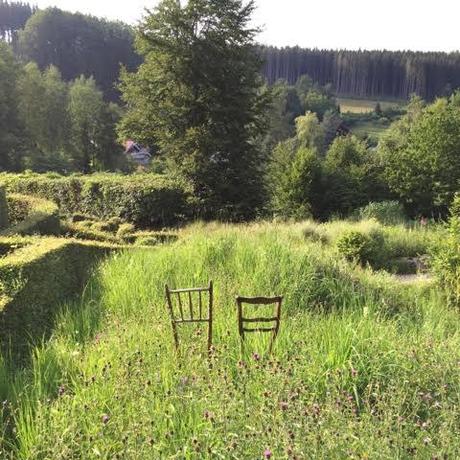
[0, 173, 189, 228]
[431, 196, 460, 306]
[3, 194, 60, 236]
[450, 194, 460, 218]
[61, 220, 120, 243]
[302, 221, 328, 244]
[0, 236, 117, 358]
[134, 231, 178, 246]
[357, 201, 406, 225]
[116, 223, 136, 242]
[0, 187, 8, 230]
[336, 229, 385, 266]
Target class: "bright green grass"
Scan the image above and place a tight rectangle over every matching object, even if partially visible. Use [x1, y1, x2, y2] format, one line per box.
[338, 98, 405, 114]
[350, 120, 391, 140]
[1, 222, 459, 459]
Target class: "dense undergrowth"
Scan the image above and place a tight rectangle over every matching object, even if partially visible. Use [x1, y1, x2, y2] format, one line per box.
[0, 222, 459, 459]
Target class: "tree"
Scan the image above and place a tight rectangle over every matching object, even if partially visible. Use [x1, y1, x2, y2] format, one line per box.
[267, 142, 321, 219]
[322, 135, 370, 217]
[381, 94, 460, 217]
[17, 63, 71, 171]
[118, 0, 268, 220]
[295, 112, 325, 154]
[68, 76, 116, 172]
[0, 1, 36, 42]
[0, 42, 23, 171]
[17, 8, 140, 100]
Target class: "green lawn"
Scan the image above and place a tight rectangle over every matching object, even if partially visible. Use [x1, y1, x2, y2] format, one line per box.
[1, 221, 459, 459]
[350, 119, 392, 140]
[338, 97, 405, 114]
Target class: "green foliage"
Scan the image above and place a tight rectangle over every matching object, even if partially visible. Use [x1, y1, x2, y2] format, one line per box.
[0, 1, 36, 40]
[0, 42, 23, 171]
[15, 62, 125, 173]
[0, 187, 9, 229]
[336, 229, 385, 266]
[17, 63, 69, 168]
[431, 195, 460, 306]
[0, 236, 115, 358]
[0, 172, 189, 228]
[17, 7, 140, 100]
[356, 201, 407, 225]
[380, 94, 460, 216]
[295, 112, 325, 153]
[267, 143, 322, 219]
[322, 135, 389, 218]
[3, 193, 60, 236]
[118, 0, 268, 220]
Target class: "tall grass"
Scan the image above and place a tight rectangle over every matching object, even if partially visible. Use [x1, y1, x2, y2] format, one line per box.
[0, 222, 459, 458]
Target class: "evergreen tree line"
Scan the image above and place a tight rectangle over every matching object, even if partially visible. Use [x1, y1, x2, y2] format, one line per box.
[5, 3, 460, 104]
[260, 47, 460, 101]
[0, 42, 126, 173]
[0, 0, 36, 41]
[0, 4, 140, 101]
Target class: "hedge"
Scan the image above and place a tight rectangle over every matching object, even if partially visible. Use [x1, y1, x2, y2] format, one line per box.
[0, 187, 8, 230]
[0, 173, 190, 228]
[3, 194, 60, 236]
[0, 236, 117, 359]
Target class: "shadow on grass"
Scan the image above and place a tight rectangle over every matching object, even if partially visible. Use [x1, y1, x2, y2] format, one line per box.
[0, 268, 106, 453]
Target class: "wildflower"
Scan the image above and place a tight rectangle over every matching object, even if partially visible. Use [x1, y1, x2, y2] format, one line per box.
[351, 367, 358, 378]
[253, 353, 261, 361]
[58, 385, 65, 396]
[102, 414, 110, 424]
[203, 410, 214, 421]
[264, 448, 272, 459]
[279, 401, 289, 411]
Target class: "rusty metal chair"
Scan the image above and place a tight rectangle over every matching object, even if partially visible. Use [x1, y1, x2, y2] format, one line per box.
[165, 281, 213, 353]
[236, 295, 283, 354]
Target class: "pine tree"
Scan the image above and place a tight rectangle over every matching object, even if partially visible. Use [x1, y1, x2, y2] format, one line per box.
[118, 0, 268, 220]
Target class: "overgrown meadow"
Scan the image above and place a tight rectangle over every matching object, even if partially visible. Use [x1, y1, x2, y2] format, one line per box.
[0, 221, 458, 459]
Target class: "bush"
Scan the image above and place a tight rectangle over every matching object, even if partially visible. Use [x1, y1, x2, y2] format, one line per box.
[336, 229, 385, 266]
[0, 236, 117, 358]
[133, 231, 178, 247]
[0, 173, 189, 228]
[0, 187, 8, 230]
[450, 195, 460, 218]
[302, 221, 328, 244]
[61, 220, 120, 243]
[357, 201, 406, 225]
[3, 194, 60, 236]
[431, 195, 460, 306]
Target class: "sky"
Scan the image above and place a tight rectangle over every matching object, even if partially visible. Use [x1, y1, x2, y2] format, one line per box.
[31, 0, 460, 52]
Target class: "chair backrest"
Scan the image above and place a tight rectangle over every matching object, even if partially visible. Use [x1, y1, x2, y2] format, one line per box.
[236, 295, 283, 354]
[165, 281, 213, 352]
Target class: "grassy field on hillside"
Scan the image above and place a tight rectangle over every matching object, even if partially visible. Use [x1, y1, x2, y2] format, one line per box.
[1, 221, 459, 459]
[338, 98, 405, 114]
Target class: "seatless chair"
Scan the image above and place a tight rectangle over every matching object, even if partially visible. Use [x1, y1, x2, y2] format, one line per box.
[236, 295, 283, 354]
[165, 281, 213, 353]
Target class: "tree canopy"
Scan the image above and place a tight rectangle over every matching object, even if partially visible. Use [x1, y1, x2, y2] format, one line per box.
[118, 0, 268, 220]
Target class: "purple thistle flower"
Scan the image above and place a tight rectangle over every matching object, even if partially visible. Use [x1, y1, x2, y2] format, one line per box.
[264, 448, 272, 459]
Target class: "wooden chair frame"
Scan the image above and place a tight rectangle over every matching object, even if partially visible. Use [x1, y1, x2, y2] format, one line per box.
[236, 295, 282, 354]
[165, 281, 213, 353]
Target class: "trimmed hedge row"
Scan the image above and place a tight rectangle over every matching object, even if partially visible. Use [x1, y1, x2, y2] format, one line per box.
[0, 236, 117, 358]
[3, 193, 61, 236]
[0, 173, 190, 228]
[0, 187, 8, 230]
